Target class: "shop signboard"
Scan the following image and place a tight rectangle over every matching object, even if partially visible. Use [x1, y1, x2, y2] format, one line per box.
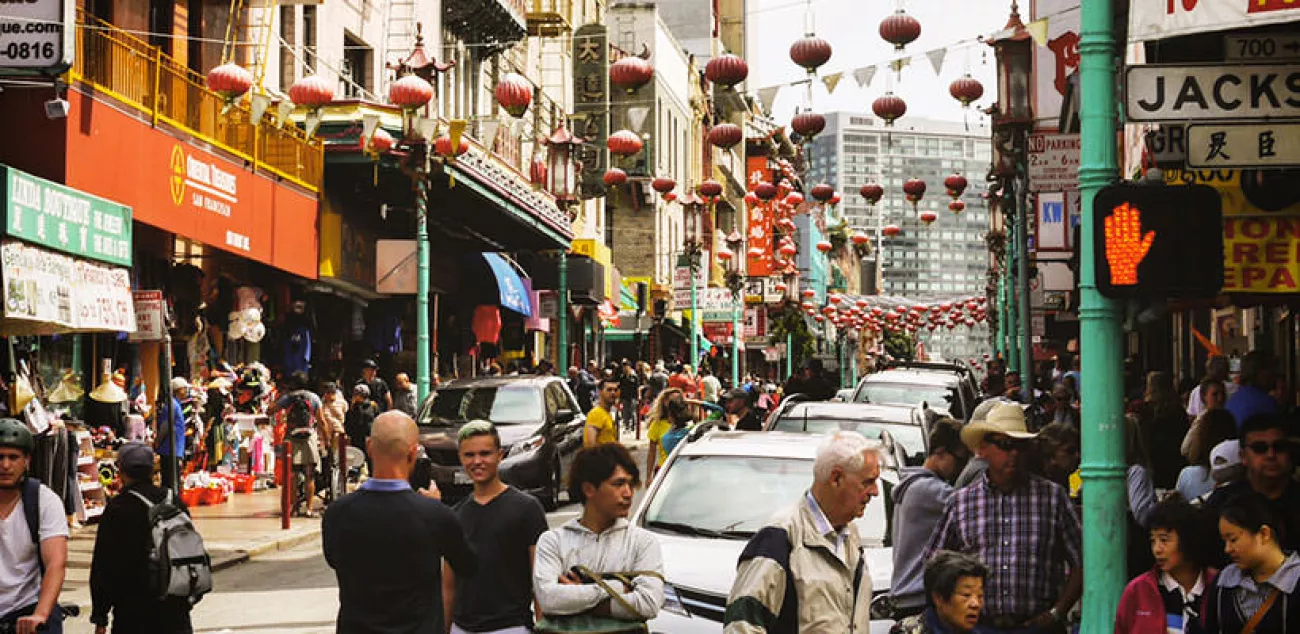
[1125, 64, 1300, 122]
[700, 288, 739, 322]
[672, 253, 709, 307]
[746, 156, 774, 275]
[0, 241, 134, 333]
[1036, 192, 1070, 251]
[1031, 0, 1080, 132]
[572, 24, 610, 199]
[1027, 134, 1080, 192]
[1187, 122, 1300, 168]
[1130, 1, 1300, 42]
[743, 307, 767, 339]
[0, 0, 74, 73]
[0, 165, 132, 267]
[129, 290, 164, 342]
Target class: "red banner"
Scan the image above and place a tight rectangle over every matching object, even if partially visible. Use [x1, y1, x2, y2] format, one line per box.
[745, 156, 774, 276]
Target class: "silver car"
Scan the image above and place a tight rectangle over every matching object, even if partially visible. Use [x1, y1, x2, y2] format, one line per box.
[632, 430, 897, 634]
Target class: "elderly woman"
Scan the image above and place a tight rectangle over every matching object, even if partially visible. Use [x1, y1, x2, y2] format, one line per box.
[891, 551, 991, 634]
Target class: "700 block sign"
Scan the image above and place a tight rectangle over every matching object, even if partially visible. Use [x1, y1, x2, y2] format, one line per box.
[0, 0, 74, 72]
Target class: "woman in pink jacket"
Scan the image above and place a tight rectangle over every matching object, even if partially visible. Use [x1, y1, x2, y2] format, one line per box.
[1115, 499, 1217, 634]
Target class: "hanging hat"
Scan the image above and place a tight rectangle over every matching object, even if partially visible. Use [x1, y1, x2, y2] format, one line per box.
[90, 375, 128, 404]
[47, 370, 84, 404]
[960, 402, 1037, 452]
[11, 375, 35, 412]
[170, 377, 192, 392]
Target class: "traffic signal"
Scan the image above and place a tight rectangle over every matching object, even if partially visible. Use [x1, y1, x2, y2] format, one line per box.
[1093, 183, 1223, 299]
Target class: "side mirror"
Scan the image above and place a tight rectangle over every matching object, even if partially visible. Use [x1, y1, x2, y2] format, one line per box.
[555, 409, 576, 424]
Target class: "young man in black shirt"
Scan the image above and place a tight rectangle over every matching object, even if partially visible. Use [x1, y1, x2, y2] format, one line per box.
[443, 421, 549, 634]
[324, 411, 476, 634]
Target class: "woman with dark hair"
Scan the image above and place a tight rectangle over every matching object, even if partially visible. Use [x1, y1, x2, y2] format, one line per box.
[891, 551, 991, 634]
[1177, 409, 1238, 501]
[1127, 416, 1160, 578]
[1202, 493, 1300, 633]
[1137, 371, 1191, 490]
[1115, 499, 1216, 634]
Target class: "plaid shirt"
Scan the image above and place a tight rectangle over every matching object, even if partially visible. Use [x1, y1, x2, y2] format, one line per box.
[924, 472, 1082, 618]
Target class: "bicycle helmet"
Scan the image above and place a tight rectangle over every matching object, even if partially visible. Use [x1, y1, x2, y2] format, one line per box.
[0, 418, 34, 455]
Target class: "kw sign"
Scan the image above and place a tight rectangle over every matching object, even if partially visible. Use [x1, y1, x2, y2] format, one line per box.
[1125, 64, 1300, 122]
[1093, 184, 1223, 299]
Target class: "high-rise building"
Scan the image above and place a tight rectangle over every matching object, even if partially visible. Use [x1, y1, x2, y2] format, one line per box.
[807, 113, 994, 362]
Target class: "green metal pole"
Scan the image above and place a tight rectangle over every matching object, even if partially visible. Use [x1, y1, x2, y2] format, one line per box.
[997, 272, 1008, 360]
[690, 254, 699, 368]
[838, 334, 845, 388]
[1006, 217, 1021, 374]
[558, 251, 569, 371]
[415, 167, 431, 403]
[786, 331, 793, 378]
[1079, 0, 1126, 630]
[1016, 176, 1034, 403]
[731, 296, 740, 386]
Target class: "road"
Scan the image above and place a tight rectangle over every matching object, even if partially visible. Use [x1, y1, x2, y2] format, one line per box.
[61, 496, 614, 634]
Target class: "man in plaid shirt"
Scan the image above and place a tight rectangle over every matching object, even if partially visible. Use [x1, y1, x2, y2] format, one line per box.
[924, 403, 1082, 633]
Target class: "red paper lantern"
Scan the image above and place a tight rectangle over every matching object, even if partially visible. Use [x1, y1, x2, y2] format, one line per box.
[822, 305, 836, 315]
[530, 154, 548, 187]
[435, 135, 469, 158]
[747, 246, 763, 259]
[390, 74, 435, 111]
[810, 183, 835, 202]
[791, 112, 826, 138]
[493, 72, 533, 117]
[851, 232, 869, 246]
[744, 192, 760, 207]
[608, 130, 644, 156]
[903, 178, 927, 207]
[949, 200, 967, 214]
[610, 56, 654, 93]
[944, 174, 969, 199]
[879, 9, 922, 51]
[785, 192, 804, 206]
[717, 247, 734, 262]
[368, 128, 395, 154]
[920, 211, 937, 226]
[206, 63, 253, 102]
[705, 53, 749, 88]
[801, 301, 815, 311]
[815, 315, 826, 323]
[815, 240, 833, 253]
[872, 93, 907, 127]
[779, 242, 798, 257]
[829, 192, 842, 206]
[289, 74, 335, 108]
[603, 167, 628, 187]
[708, 122, 743, 149]
[652, 176, 676, 194]
[883, 224, 902, 237]
[775, 283, 787, 293]
[697, 179, 723, 199]
[860, 183, 884, 205]
[663, 192, 677, 202]
[949, 74, 985, 108]
[802, 289, 817, 298]
[789, 36, 832, 73]
[754, 182, 778, 201]
[828, 294, 841, 304]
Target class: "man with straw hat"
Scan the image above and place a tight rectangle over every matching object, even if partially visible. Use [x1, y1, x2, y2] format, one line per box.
[924, 403, 1082, 633]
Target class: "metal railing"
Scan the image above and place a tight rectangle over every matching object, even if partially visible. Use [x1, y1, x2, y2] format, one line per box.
[71, 15, 323, 192]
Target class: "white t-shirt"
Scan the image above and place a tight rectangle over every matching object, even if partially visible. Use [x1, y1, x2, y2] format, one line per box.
[0, 484, 69, 614]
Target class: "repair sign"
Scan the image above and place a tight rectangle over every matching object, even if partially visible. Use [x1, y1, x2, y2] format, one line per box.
[1130, 0, 1300, 42]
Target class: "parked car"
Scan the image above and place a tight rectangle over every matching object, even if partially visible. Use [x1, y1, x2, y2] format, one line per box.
[885, 361, 981, 403]
[634, 430, 897, 634]
[410, 376, 585, 510]
[763, 400, 926, 466]
[851, 365, 980, 421]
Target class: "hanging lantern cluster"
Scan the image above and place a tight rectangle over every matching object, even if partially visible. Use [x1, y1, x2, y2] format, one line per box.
[920, 211, 937, 226]
[697, 179, 723, 201]
[754, 181, 778, 201]
[789, 35, 832, 74]
[872, 93, 907, 127]
[883, 224, 902, 238]
[705, 53, 749, 88]
[390, 74, 434, 111]
[944, 174, 968, 199]
[879, 9, 922, 51]
[810, 183, 835, 203]
[435, 134, 469, 159]
[949, 200, 967, 215]
[610, 54, 654, 93]
[367, 128, 395, 155]
[652, 177, 676, 201]
[494, 73, 533, 118]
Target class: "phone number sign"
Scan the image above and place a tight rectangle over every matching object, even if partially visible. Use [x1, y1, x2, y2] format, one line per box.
[0, 0, 74, 72]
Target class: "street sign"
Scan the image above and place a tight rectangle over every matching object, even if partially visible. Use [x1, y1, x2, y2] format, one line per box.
[0, 0, 74, 73]
[1187, 122, 1300, 168]
[671, 253, 708, 307]
[1226, 35, 1300, 62]
[1027, 133, 1080, 192]
[1125, 64, 1300, 122]
[1143, 125, 1188, 166]
[1093, 184, 1223, 299]
[1035, 192, 1069, 251]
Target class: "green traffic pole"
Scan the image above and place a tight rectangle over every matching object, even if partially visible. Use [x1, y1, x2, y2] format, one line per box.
[557, 250, 568, 372]
[838, 334, 845, 388]
[1006, 216, 1021, 374]
[690, 253, 699, 368]
[786, 331, 793, 378]
[1078, 0, 1127, 631]
[415, 160, 431, 403]
[731, 295, 740, 386]
[1016, 176, 1034, 403]
[997, 271, 1008, 361]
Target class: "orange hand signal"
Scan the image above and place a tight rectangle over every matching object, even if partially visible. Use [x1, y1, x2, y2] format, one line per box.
[1104, 202, 1156, 285]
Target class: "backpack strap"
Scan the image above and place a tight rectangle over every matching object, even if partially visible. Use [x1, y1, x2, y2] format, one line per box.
[21, 478, 43, 575]
[127, 489, 156, 509]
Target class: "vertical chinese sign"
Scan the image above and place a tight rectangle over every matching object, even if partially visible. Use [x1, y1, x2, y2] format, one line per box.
[745, 156, 774, 276]
[573, 24, 610, 199]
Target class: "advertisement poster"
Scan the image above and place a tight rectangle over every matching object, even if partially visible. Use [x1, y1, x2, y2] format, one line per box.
[130, 290, 164, 342]
[1130, 0, 1300, 42]
[745, 156, 774, 276]
[1, 241, 134, 332]
[1031, 0, 1080, 131]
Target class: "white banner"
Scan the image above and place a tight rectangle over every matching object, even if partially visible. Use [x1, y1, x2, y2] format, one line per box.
[1, 241, 134, 332]
[1130, 0, 1300, 42]
[1031, 0, 1080, 131]
[129, 290, 165, 342]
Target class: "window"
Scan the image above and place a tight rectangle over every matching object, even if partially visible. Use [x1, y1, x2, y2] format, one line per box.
[302, 6, 317, 73]
[341, 32, 371, 98]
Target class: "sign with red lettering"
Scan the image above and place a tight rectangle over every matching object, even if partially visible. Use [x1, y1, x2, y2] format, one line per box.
[1130, 0, 1300, 42]
[1223, 217, 1300, 293]
[1031, 0, 1079, 132]
[1094, 184, 1223, 299]
[745, 156, 774, 276]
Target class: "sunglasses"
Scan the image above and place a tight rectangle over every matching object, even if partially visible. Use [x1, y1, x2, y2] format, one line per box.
[1245, 440, 1292, 455]
[985, 435, 1028, 452]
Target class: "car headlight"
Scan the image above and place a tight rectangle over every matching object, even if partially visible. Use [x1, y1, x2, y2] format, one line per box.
[507, 435, 545, 458]
[661, 582, 690, 618]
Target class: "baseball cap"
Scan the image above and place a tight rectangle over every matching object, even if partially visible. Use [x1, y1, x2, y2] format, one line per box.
[353, 383, 371, 397]
[1210, 439, 1242, 483]
[117, 442, 155, 473]
[360, 359, 378, 369]
[721, 388, 748, 401]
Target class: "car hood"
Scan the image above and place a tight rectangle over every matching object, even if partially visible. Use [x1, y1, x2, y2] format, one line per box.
[419, 422, 542, 449]
[650, 531, 893, 596]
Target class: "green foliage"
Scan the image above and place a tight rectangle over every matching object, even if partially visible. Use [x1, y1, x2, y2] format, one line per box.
[768, 304, 816, 374]
[883, 330, 916, 361]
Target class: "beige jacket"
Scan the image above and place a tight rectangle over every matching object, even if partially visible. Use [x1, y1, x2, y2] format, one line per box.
[724, 494, 872, 634]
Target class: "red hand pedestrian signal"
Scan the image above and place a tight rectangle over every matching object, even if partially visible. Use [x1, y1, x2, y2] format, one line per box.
[1103, 202, 1155, 286]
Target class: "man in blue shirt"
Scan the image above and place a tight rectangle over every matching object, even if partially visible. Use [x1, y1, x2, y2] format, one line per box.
[157, 379, 189, 492]
[1225, 350, 1279, 430]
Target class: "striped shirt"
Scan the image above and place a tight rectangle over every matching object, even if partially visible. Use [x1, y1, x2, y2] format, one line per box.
[924, 472, 1082, 618]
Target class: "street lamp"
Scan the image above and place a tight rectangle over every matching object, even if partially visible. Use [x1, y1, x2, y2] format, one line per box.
[544, 124, 582, 370]
[725, 229, 745, 386]
[683, 196, 705, 367]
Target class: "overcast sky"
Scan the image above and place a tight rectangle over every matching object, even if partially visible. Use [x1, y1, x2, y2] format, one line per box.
[747, 0, 1016, 128]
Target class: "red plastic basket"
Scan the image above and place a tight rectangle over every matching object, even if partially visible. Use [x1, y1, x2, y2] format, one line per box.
[180, 488, 203, 507]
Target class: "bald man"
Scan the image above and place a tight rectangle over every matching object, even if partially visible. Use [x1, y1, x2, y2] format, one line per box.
[323, 412, 476, 634]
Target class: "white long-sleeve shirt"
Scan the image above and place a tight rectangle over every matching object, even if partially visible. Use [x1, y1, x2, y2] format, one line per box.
[533, 518, 665, 621]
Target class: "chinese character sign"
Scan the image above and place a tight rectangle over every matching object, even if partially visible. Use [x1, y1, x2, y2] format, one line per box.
[573, 24, 609, 199]
[745, 156, 774, 276]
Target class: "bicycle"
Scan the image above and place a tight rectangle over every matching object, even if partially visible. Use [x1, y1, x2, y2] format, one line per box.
[0, 604, 80, 633]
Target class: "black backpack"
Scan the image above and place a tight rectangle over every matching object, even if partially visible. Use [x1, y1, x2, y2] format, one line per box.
[285, 392, 314, 435]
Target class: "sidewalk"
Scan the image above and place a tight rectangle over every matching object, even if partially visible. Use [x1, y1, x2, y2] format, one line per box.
[60, 487, 322, 611]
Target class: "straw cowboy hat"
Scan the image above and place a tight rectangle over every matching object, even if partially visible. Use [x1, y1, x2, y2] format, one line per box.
[960, 402, 1038, 452]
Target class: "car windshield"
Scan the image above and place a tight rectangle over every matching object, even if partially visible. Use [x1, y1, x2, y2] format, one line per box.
[771, 418, 924, 459]
[642, 455, 887, 545]
[421, 385, 542, 426]
[856, 382, 954, 412]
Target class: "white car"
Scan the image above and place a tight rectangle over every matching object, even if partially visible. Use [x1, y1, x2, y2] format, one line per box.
[632, 429, 897, 634]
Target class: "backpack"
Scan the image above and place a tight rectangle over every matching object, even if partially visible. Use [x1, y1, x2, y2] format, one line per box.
[285, 392, 315, 436]
[128, 489, 213, 605]
[21, 478, 44, 574]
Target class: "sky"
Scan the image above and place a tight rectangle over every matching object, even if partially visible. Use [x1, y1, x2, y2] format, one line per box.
[746, 0, 1016, 127]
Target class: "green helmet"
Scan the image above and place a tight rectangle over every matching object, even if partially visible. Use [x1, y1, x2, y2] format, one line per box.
[0, 418, 33, 455]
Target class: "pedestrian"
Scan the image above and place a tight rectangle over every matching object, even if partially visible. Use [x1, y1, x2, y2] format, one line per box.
[645, 362, 668, 407]
[1135, 371, 1190, 490]
[668, 364, 697, 398]
[925, 402, 1082, 633]
[444, 421, 549, 634]
[1202, 493, 1300, 633]
[1046, 385, 1079, 428]
[644, 388, 684, 479]
[89, 443, 195, 633]
[585, 361, 604, 405]
[569, 365, 597, 413]
[321, 382, 349, 451]
[1226, 351, 1279, 431]
[1187, 357, 1235, 419]
[891, 419, 972, 620]
[722, 388, 763, 431]
[323, 411, 476, 634]
[699, 366, 721, 404]
[156, 379, 188, 492]
[1182, 383, 1230, 458]
[1114, 499, 1216, 634]
[0, 419, 69, 634]
[725, 430, 881, 633]
[584, 378, 620, 448]
[1125, 416, 1160, 578]
[533, 444, 664, 630]
[618, 361, 640, 433]
[345, 384, 380, 476]
[1034, 423, 1081, 499]
[1199, 414, 1300, 567]
[782, 359, 836, 401]
[393, 372, 418, 418]
[953, 398, 1010, 489]
[656, 394, 694, 460]
[359, 359, 393, 412]
[267, 372, 328, 517]
[890, 551, 992, 634]
[1190, 440, 1245, 508]
[1176, 409, 1238, 501]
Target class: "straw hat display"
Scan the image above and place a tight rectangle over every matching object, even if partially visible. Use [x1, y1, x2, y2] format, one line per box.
[90, 373, 128, 404]
[47, 370, 84, 404]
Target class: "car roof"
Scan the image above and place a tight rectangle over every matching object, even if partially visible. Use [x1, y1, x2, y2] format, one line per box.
[862, 369, 960, 386]
[438, 375, 557, 390]
[679, 430, 847, 460]
[776, 401, 916, 422]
